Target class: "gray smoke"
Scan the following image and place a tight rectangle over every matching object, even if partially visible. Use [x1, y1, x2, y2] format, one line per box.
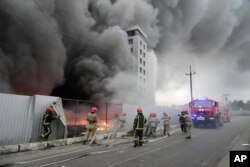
[0, 0, 250, 104]
[151, 0, 250, 104]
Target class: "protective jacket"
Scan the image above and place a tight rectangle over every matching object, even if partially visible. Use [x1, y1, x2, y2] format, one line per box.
[179, 115, 185, 125]
[184, 114, 191, 126]
[162, 116, 171, 125]
[133, 113, 147, 130]
[42, 113, 56, 126]
[148, 117, 160, 128]
[86, 113, 98, 129]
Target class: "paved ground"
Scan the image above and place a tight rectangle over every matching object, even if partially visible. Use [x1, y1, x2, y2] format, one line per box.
[1, 116, 249, 167]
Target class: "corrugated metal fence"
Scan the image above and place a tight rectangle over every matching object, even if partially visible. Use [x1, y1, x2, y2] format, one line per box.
[0, 93, 64, 146]
[0, 93, 176, 146]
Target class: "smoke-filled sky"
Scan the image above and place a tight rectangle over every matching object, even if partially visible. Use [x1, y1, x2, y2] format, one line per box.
[0, 0, 250, 106]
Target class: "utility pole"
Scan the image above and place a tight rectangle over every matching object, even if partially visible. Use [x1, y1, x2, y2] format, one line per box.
[186, 66, 195, 102]
[222, 93, 230, 104]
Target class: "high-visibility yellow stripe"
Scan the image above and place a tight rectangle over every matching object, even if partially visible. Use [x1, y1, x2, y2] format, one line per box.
[42, 127, 51, 137]
[43, 114, 50, 125]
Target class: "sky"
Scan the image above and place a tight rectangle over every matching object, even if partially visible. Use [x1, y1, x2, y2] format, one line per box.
[0, 0, 250, 106]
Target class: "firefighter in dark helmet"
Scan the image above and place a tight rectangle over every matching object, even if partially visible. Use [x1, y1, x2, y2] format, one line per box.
[40, 106, 60, 141]
[133, 107, 147, 147]
[162, 112, 171, 136]
[179, 111, 186, 134]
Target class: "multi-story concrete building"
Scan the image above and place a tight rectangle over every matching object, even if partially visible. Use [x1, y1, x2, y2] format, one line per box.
[126, 26, 156, 103]
[146, 49, 157, 102]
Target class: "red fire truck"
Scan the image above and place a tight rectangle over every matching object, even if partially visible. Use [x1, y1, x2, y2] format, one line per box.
[190, 97, 224, 128]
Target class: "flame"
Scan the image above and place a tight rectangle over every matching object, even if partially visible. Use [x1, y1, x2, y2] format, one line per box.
[97, 120, 113, 131]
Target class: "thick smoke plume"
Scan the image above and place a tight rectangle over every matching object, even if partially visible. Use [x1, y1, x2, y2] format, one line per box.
[0, 0, 250, 104]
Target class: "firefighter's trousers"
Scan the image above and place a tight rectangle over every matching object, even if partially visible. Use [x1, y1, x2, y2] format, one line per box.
[41, 124, 52, 140]
[83, 124, 97, 143]
[185, 123, 191, 138]
[181, 123, 186, 134]
[148, 126, 157, 137]
[163, 124, 170, 136]
[134, 130, 144, 146]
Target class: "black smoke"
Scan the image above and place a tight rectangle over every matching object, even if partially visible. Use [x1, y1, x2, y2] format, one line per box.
[0, 0, 250, 104]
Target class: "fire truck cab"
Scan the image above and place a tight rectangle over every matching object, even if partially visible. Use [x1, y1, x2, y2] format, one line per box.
[190, 97, 224, 128]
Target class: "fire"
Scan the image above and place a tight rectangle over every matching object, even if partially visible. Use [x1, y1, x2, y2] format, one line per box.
[97, 120, 113, 131]
[76, 119, 88, 125]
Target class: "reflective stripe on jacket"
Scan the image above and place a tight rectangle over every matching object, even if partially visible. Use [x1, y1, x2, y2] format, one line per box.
[42, 113, 56, 125]
[133, 113, 147, 130]
[87, 113, 98, 124]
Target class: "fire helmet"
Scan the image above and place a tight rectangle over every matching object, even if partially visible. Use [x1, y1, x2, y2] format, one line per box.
[152, 112, 157, 117]
[46, 106, 54, 113]
[121, 112, 127, 116]
[182, 110, 188, 115]
[91, 107, 97, 113]
[137, 107, 142, 113]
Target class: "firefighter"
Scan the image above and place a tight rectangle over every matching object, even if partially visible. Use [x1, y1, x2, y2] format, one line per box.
[179, 111, 186, 134]
[112, 113, 119, 138]
[40, 106, 60, 141]
[146, 112, 160, 137]
[133, 107, 147, 147]
[184, 110, 192, 139]
[162, 112, 171, 136]
[144, 113, 151, 136]
[118, 112, 127, 131]
[83, 107, 99, 144]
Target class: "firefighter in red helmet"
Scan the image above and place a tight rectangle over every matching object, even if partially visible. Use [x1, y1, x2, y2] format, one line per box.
[83, 107, 99, 144]
[40, 106, 60, 141]
[133, 107, 147, 147]
[119, 112, 127, 130]
[162, 112, 171, 136]
[145, 112, 160, 137]
[184, 110, 192, 139]
[112, 113, 119, 138]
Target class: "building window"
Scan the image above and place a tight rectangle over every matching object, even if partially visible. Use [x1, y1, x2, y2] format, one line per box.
[140, 49, 142, 55]
[127, 31, 135, 37]
[131, 48, 133, 53]
[140, 67, 142, 73]
[143, 52, 146, 57]
[143, 61, 145, 66]
[143, 70, 145, 75]
[140, 58, 142, 64]
[140, 41, 142, 46]
[143, 44, 146, 49]
[128, 39, 133, 44]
